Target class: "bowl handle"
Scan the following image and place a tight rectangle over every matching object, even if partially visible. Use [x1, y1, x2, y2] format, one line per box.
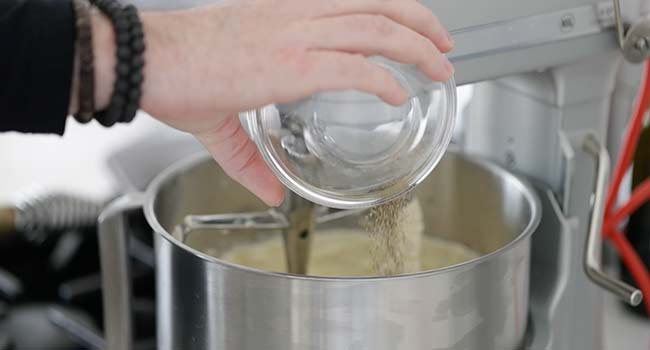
[98, 193, 145, 350]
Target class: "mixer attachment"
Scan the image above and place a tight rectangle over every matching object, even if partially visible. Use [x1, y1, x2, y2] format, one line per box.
[174, 195, 362, 274]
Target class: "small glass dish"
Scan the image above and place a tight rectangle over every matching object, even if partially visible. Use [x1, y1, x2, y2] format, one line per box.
[242, 58, 457, 209]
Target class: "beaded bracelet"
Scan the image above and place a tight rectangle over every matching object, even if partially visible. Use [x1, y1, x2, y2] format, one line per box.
[89, 0, 145, 126]
[72, 0, 95, 124]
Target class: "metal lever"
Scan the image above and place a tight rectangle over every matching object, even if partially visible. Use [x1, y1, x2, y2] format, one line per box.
[282, 197, 315, 275]
[612, 0, 650, 63]
[582, 134, 643, 306]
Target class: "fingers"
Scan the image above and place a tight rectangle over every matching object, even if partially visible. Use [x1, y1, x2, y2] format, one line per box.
[196, 115, 286, 207]
[290, 14, 453, 81]
[267, 50, 409, 106]
[280, 0, 453, 53]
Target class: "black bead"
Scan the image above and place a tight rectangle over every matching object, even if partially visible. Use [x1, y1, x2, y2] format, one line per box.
[111, 94, 126, 107]
[123, 103, 139, 122]
[92, 0, 108, 8]
[130, 72, 143, 85]
[95, 110, 116, 127]
[74, 112, 93, 124]
[116, 62, 130, 76]
[107, 2, 121, 14]
[107, 8, 121, 19]
[125, 13, 138, 22]
[131, 55, 144, 69]
[117, 47, 131, 60]
[130, 26, 143, 38]
[131, 38, 145, 53]
[115, 18, 129, 30]
[124, 4, 137, 14]
[117, 32, 130, 44]
[104, 107, 122, 126]
[114, 80, 129, 93]
[128, 89, 142, 101]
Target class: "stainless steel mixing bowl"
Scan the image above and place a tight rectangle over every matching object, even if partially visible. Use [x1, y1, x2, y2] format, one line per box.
[99, 150, 541, 350]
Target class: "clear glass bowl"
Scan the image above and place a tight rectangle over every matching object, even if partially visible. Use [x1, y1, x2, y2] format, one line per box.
[242, 58, 457, 209]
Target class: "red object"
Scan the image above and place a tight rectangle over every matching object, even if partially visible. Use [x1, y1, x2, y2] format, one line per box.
[602, 60, 650, 315]
[603, 178, 650, 235]
[604, 60, 650, 218]
[608, 229, 650, 315]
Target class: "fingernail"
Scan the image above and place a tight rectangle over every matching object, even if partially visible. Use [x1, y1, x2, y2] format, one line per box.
[394, 87, 409, 105]
[444, 57, 455, 75]
[270, 192, 286, 207]
[446, 31, 455, 47]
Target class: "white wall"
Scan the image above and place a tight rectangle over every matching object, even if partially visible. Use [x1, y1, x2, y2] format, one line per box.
[0, 113, 169, 204]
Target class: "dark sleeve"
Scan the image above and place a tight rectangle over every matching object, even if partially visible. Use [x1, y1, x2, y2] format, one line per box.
[0, 0, 76, 135]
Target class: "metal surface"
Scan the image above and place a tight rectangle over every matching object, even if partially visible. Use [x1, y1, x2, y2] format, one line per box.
[461, 52, 624, 350]
[98, 150, 542, 350]
[179, 207, 361, 236]
[612, 0, 650, 62]
[178, 200, 359, 274]
[182, 211, 288, 234]
[98, 193, 144, 350]
[14, 193, 103, 232]
[281, 197, 315, 274]
[622, 20, 650, 62]
[127, 0, 647, 85]
[582, 135, 643, 306]
[449, 4, 612, 62]
[47, 306, 105, 350]
[526, 186, 573, 350]
[613, 0, 627, 48]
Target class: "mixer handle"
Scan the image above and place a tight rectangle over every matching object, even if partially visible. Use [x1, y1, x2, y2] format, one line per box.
[582, 134, 643, 306]
[98, 193, 144, 350]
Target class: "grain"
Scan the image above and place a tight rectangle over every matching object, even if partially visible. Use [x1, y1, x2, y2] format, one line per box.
[362, 196, 414, 275]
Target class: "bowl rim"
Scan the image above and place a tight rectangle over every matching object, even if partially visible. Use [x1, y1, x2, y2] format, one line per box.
[143, 149, 542, 282]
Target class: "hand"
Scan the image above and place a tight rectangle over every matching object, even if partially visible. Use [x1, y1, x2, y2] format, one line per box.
[88, 0, 455, 206]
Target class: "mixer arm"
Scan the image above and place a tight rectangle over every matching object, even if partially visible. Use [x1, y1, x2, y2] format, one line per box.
[178, 207, 364, 238]
[582, 134, 643, 306]
[180, 210, 290, 239]
[177, 204, 363, 274]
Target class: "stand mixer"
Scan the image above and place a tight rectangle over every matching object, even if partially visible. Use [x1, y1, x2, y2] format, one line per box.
[447, 0, 650, 348]
[96, 0, 650, 349]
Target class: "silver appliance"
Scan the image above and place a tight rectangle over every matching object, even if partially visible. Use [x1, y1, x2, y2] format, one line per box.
[100, 0, 650, 349]
[101, 150, 540, 350]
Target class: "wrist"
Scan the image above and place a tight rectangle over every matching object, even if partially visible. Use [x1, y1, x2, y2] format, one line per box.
[90, 11, 116, 111]
[138, 12, 180, 118]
